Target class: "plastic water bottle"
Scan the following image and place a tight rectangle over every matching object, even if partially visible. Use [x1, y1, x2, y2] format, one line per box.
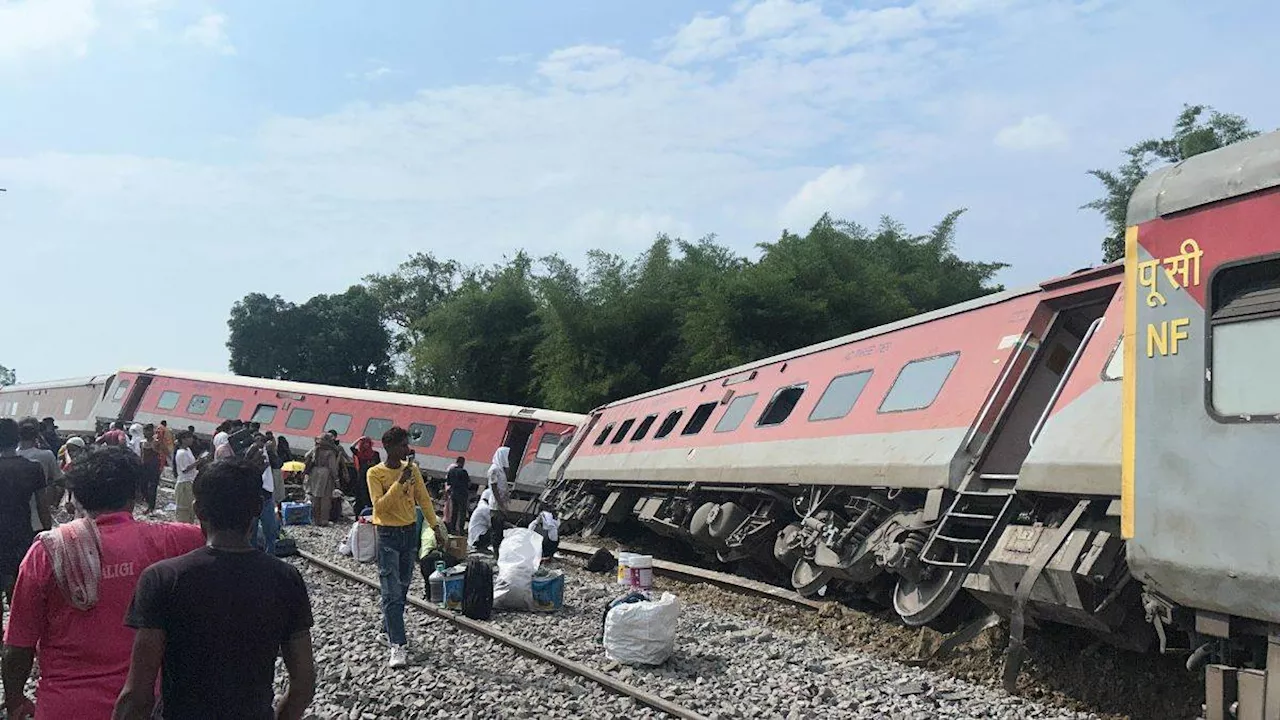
[429, 561, 446, 606]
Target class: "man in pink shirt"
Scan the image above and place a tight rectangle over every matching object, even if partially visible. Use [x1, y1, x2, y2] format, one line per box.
[2, 447, 204, 720]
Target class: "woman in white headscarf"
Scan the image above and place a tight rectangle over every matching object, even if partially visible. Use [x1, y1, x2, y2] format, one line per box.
[127, 424, 144, 458]
[486, 447, 510, 512]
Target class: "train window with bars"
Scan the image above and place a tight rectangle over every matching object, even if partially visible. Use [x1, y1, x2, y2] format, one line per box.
[610, 418, 636, 444]
[217, 399, 244, 420]
[186, 395, 211, 415]
[681, 402, 719, 436]
[757, 384, 806, 427]
[286, 408, 314, 430]
[251, 404, 278, 424]
[63, 398, 74, 416]
[324, 413, 352, 436]
[630, 414, 659, 441]
[409, 423, 436, 447]
[112, 380, 130, 402]
[156, 391, 181, 411]
[810, 371, 873, 421]
[593, 423, 615, 446]
[364, 417, 394, 440]
[714, 393, 758, 433]
[878, 352, 960, 413]
[653, 410, 684, 439]
[1208, 257, 1280, 420]
[447, 428, 473, 452]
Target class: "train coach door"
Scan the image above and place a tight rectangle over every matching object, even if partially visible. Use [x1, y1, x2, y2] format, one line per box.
[119, 373, 154, 422]
[502, 418, 537, 479]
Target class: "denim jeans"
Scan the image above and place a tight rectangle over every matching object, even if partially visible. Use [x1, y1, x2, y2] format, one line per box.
[377, 524, 417, 646]
[253, 494, 280, 555]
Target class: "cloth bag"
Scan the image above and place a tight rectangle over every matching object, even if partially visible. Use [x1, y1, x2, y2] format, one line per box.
[603, 592, 681, 665]
[491, 528, 542, 611]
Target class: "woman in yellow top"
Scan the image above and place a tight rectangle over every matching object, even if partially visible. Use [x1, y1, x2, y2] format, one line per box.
[366, 426, 444, 669]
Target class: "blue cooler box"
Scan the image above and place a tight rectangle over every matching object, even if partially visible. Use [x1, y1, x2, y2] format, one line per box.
[282, 502, 313, 526]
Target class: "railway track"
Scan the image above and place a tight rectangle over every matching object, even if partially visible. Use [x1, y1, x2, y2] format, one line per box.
[297, 549, 708, 720]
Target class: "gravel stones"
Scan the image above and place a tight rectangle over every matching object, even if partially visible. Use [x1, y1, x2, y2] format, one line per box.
[288, 520, 1100, 720]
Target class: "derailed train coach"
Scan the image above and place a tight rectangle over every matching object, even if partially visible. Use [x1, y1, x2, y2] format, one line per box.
[0, 367, 584, 504]
[546, 128, 1280, 700]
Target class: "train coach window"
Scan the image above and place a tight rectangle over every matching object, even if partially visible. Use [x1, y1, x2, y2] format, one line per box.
[653, 410, 684, 439]
[810, 371, 873, 421]
[364, 417, 394, 440]
[535, 432, 562, 461]
[715, 394, 758, 433]
[112, 381, 130, 402]
[681, 402, 719, 436]
[286, 408, 315, 430]
[324, 412, 352, 436]
[593, 423, 615, 446]
[217, 399, 244, 420]
[251, 404, 278, 424]
[409, 423, 437, 447]
[63, 399, 74, 416]
[611, 419, 636, 444]
[447, 428, 473, 452]
[757, 385, 806, 427]
[878, 352, 960, 413]
[186, 395, 211, 415]
[1208, 258, 1280, 420]
[30, 402, 38, 417]
[630, 414, 658, 441]
[156, 391, 181, 411]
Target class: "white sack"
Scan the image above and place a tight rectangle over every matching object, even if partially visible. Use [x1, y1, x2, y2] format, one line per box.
[604, 592, 681, 666]
[492, 528, 543, 611]
[348, 520, 377, 564]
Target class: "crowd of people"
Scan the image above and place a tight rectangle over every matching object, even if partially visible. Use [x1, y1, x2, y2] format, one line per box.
[0, 413, 563, 717]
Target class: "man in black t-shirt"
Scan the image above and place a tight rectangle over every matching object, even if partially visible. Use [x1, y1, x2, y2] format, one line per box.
[114, 457, 316, 720]
[0, 419, 49, 606]
[444, 455, 470, 535]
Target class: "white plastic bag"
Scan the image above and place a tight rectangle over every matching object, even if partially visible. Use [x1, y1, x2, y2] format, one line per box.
[492, 528, 543, 611]
[348, 520, 377, 563]
[604, 592, 681, 665]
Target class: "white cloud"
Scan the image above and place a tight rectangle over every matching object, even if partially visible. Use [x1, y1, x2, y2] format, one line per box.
[0, 0, 98, 65]
[182, 11, 234, 55]
[779, 165, 878, 232]
[663, 15, 737, 64]
[994, 114, 1068, 150]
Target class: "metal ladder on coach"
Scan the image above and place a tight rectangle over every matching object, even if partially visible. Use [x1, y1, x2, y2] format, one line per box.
[919, 473, 1019, 570]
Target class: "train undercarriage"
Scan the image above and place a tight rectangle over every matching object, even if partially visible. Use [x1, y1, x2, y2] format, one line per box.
[545, 477, 1152, 678]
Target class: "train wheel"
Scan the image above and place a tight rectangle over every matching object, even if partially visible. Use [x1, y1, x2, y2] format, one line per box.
[892, 544, 968, 627]
[791, 558, 832, 597]
[773, 523, 804, 568]
[707, 502, 747, 541]
[689, 502, 718, 542]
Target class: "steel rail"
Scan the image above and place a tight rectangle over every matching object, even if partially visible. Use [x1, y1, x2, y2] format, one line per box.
[555, 541, 826, 611]
[297, 549, 708, 720]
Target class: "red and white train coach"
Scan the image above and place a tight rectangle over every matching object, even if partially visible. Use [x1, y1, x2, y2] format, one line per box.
[2, 367, 585, 498]
[546, 261, 1134, 652]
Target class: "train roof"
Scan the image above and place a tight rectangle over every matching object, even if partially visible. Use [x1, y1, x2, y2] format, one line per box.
[118, 366, 587, 426]
[598, 282, 1045, 410]
[1128, 129, 1280, 226]
[0, 374, 114, 393]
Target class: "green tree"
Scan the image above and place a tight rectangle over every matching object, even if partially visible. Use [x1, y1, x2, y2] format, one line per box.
[404, 253, 542, 405]
[227, 287, 393, 389]
[1085, 104, 1260, 262]
[0, 365, 14, 387]
[363, 252, 461, 358]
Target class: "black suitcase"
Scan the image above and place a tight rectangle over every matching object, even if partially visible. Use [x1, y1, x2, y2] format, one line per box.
[461, 557, 493, 621]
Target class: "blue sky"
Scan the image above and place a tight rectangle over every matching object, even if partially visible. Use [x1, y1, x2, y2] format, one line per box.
[2, 0, 1277, 383]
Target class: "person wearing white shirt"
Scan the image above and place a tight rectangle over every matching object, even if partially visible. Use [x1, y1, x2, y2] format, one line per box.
[528, 509, 560, 557]
[467, 488, 495, 555]
[173, 432, 200, 523]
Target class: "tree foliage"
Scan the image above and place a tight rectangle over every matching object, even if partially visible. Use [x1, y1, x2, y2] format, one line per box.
[226, 210, 1006, 412]
[227, 286, 393, 389]
[0, 365, 14, 387]
[1085, 104, 1260, 262]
